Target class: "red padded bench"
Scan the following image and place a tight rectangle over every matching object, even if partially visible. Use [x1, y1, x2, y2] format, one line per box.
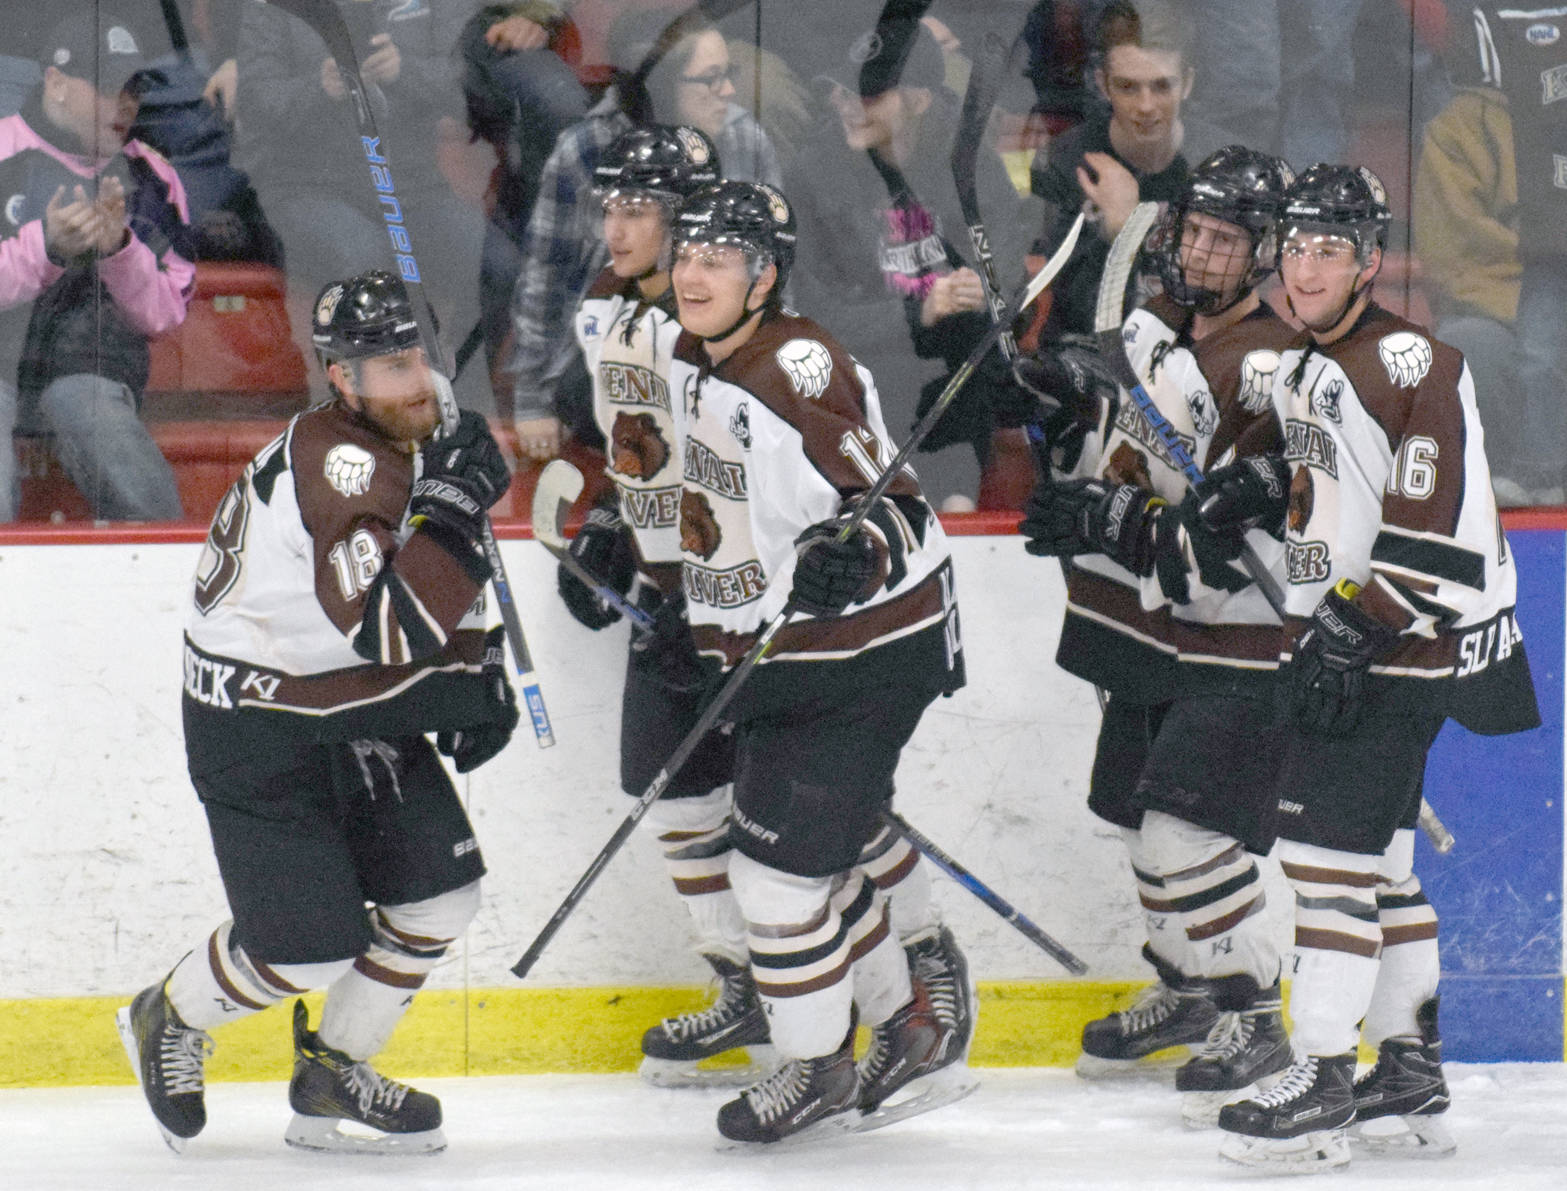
[147, 262, 307, 396]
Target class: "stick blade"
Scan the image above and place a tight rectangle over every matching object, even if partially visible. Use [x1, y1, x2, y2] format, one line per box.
[1022, 211, 1086, 310]
[531, 459, 585, 550]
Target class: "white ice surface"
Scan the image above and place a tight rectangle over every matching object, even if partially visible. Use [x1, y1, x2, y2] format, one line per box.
[4, 1065, 1564, 1190]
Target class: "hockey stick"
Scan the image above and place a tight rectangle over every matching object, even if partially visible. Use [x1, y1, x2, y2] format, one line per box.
[949, 30, 1108, 714]
[884, 811, 1087, 974]
[531, 460, 656, 631]
[510, 245, 1082, 978]
[1095, 202, 1455, 854]
[263, 0, 555, 748]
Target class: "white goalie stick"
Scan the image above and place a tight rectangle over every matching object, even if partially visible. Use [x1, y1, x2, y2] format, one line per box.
[262, 0, 554, 747]
[1095, 202, 1455, 854]
[531, 460, 655, 632]
[511, 245, 1087, 979]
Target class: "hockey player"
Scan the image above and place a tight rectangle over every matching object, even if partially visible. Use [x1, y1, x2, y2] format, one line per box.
[667, 180, 972, 1144]
[1019, 146, 1296, 1120]
[554, 123, 768, 1085]
[1204, 165, 1539, 1171]
[117, 271, 516, 1156]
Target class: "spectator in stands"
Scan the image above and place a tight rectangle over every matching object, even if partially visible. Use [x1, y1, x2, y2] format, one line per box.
[235, 0, 492, 411]
[1029, 0, 1196, 342]
[788, 15, 1033, 508]
[507, 6, 781, 463]
[0, 8, 193, 523]
[459, 3, 589, 384]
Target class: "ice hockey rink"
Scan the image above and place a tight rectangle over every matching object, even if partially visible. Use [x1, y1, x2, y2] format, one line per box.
[5, 1064, 1564, 1190]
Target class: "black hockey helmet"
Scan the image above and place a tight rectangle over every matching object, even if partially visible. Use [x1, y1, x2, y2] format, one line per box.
[673, 180, 797, 301]
[593, 124, 721, 205]
[1279, 163, 1391, 262]
[311, 271, 421, 368]
[1155, 145, 1293, 314]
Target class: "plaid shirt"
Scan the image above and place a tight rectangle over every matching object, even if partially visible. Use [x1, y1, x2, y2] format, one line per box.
[506, 92, 782, 421]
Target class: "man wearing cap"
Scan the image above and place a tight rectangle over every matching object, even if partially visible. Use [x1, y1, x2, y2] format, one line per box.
[787, 14, 1032, 508]
[0, 7, 193, 522]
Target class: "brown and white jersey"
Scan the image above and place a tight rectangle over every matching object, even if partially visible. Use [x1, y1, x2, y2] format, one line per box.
[577, 269, 686, 582]
[182, 402, 492, 743]
[669, 311, 960, 685]
[1059, 297, 1293, 699]
[1274, 304, 1537, 731]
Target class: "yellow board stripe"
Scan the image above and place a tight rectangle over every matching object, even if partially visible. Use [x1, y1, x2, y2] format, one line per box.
[3, 981, 1131, 1089]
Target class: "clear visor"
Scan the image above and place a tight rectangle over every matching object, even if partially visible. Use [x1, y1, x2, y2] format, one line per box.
[1280, 225, 1361, 264]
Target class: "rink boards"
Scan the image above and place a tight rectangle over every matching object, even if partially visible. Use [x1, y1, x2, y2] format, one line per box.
[0, 516, 1560, 1086]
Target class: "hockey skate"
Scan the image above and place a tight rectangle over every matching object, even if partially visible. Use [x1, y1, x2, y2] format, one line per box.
[714, 1029, 860, 1148]
[284, 1000, 446, 1155]
[639, 953, 776, 1088]
[904, 924, 977, 1061]
[116, 981, 214, 1154]
[1351, 997, 1455, 1158]
[1175, 979, 1292, 1127]
[1217, 1050, 1356, 1172]
[856, 980, 978, 1132]
[1077, 947, 1219, 1078]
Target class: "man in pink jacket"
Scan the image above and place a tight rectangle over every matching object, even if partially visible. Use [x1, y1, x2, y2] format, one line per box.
[0, 8, 194, 521]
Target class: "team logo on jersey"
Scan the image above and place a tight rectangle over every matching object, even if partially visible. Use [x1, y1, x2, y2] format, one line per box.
[1357, 167, 1388, 208]
[1312, 378, 1344, 424]
[4, 194, 23, 227]
[1288, 465, 1314, 532]
[1122, 322, 1139, 345]
[1186, 387, 1218, 437]
[1544, 63, 1567, 104]
[1378, 332, 1433, 388]
[582, 315, 599, 339]
[611, 411, 670, 479]
[1285, 419, 1338, 479]
[1106, 443, 1152, 489]
[315, 283, 345, 330]
[601, 362, 670, 411]
[324, 443, 376, 497]
[684, 437, 747, 499]
[1527, 23, 1560, 47]
[777, 339, 832, 398]
[680, 489, 722, 560]
[729, 403, 752, 449]
[1238, 350, 1280, 413]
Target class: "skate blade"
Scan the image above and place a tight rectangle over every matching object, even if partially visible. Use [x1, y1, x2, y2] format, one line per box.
[714, 1110, 859, 1152]
[857, 1063, 979, 1133]
[1075, 1048, 1188, 1081]
[640, 1045, 779, 1089]
[1351, 1114, 1456, 1159]
[284, 1113, 447, 1156]
[1218, 1127, 1351, 1173]
[115, 1006, 189, 1156]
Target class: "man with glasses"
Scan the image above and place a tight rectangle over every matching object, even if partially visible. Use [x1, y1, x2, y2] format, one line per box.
[1203, 164, 1538, 1173]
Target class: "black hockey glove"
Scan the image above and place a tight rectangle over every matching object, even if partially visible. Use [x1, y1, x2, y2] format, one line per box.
[411, 410, 511, 544]
[790, 516, 881, 618]
[1170, 492, 1253, 595]
[438, 629, 519, 773]
[630, 590, 716, 693]
[1288, 581, 1401, 737]
[1193, 453, 1291, 539]
[1007, 341, 1116, 469]
[557, 503, 636, 630]
[1020, 477, 1165, 575]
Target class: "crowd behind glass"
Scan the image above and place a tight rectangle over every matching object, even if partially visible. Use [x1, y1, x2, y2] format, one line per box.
[1, 0, 1561, 524]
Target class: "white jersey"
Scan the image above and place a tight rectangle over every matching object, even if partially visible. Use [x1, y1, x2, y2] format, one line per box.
[576, 269, 685, 576]
[669, 311, 960, 683]
[1058, 297, 1293, 699]
[1273, 305, 1535, 731]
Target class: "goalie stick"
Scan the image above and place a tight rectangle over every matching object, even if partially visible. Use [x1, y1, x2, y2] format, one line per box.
[262, 0, 554, 747]
[531, 460, 656, 631]
[511, 242, 1083, 978]
[1094, 202, 1455, 855]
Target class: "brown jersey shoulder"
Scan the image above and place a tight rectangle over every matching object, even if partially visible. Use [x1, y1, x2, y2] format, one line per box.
[289, 403, 415, 542]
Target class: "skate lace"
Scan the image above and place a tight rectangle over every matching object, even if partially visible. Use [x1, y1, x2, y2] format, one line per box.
[158, 1025, 214, 1095]
[1195, 1010, 1252, 1061]
[744, 1060, 811, 1124]
[912, 954, 960, 1032]
[345, 1061, 411, 1118]
[1250, 1055, 1316, 1108]
[666, 976, 745, 1041]
[1116, 982, 1179, 1034]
